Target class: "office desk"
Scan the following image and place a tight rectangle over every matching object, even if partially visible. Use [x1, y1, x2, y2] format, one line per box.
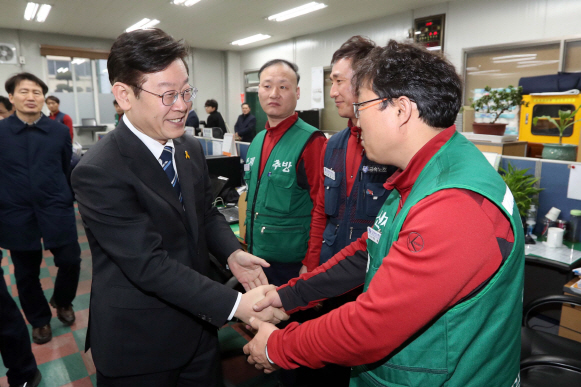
[524, 239, 581, 318]
[470, 140, 528, 156]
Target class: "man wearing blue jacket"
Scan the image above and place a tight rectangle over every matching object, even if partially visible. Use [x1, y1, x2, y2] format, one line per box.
[0, 73, 81, 345]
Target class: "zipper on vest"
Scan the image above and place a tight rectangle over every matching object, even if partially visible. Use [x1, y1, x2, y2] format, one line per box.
[260, 225, 304, 234]
[248, 174, 262, 254]
[349, 227, 353, 239]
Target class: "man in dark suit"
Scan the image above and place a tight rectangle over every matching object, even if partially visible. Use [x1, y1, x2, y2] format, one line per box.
[204, 98, 227, 136]
[0, 73, 81, 346]
[71, 28, 286, 386]
[234, 102, 256, 142]
[185, 107, 199, 129]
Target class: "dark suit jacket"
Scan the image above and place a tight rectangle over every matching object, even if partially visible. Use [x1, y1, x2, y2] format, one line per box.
[71, 121, 241, 377]
[185, 109, 199, 128]
[0, 114, 76, 250]
[206, 110, 227, 134]
[234, 113, 256, 142]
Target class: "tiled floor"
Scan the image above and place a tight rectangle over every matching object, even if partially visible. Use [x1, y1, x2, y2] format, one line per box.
[0, 205, 278, 387]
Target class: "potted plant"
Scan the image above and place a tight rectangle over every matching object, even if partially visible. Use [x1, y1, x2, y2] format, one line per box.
[533, 106, 581, 161]
[499, 163, 543, 243]
[470, 85, 527, 136]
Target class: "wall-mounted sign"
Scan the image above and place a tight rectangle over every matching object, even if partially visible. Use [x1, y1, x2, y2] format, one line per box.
[414, 14, 445, 53]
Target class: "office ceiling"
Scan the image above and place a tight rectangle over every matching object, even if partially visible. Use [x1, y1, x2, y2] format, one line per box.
[0, 0, 450, 51]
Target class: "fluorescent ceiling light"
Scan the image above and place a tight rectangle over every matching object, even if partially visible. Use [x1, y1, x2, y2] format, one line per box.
[24, 2, 51, 22]
[24, 2, 39, 21]
[35, 4, 51, 22]
[426, 46, 441, 51]
[414, 31, 421, 35]
[267, 2, 327, 22]
[57, 67, 69, 73]
[231, 34, 271, 46]
[172, 0, 201, 6]
[71, 59, 86, 65]
[126, 18, 160, 32]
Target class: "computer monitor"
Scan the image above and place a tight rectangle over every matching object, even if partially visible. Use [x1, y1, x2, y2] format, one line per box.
[206, 155, 242, 203]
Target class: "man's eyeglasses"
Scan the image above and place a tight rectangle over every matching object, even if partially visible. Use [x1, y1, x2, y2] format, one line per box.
[135, 86, 198, 106]
[352, 97, 388, 119]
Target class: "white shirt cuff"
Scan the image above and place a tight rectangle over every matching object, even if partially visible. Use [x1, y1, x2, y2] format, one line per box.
[227, 292, 242, 321]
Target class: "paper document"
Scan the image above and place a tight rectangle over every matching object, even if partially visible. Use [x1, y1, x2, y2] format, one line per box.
[567, 164, 581, 200]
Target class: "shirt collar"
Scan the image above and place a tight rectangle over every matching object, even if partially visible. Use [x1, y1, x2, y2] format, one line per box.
[265, 112, 298, 132]
[384, 125, 456, 192]
[49, 111, 60, 117]
[123, 114, 174, 160]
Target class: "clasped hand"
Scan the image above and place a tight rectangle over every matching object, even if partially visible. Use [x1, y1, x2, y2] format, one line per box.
[239, 286, 284, 372]
[234, 285, 288, 326]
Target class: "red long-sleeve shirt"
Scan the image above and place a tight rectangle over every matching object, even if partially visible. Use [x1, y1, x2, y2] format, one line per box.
[257, 113, 326, 254]
[303, 120, 363, 271]
[268, 126, 514, 369]
[49, 111, 74, 140]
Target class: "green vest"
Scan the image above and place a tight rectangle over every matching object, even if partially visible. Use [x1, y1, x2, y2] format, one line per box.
[244, 118, 319, 263]
[350, 131, 524, 387]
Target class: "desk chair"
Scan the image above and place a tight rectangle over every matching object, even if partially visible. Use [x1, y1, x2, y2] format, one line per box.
[212, 127, 224, 139]
[521, 295, 581, 386]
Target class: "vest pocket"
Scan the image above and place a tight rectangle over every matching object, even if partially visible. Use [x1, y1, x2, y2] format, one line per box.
[324, 174, 343, 216]
[253, 223, 308, 262]
[264, 173, 294, 214]
[363, 182, 389, 217]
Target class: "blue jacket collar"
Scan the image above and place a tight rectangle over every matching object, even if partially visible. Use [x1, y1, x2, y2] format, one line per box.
[6, 113, 51, 134]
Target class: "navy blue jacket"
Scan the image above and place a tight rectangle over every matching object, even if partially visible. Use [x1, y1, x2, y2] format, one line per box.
[320, 127, 397, 264]
[0, 114, 76, 250]
[185, 109, 199, 128]
[234, 113, 256, 142]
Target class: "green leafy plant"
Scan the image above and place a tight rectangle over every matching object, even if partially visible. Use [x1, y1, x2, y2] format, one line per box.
[470, 85, 527, 124]
[499, 163, 543, 217]
[533, 106, 581, 145]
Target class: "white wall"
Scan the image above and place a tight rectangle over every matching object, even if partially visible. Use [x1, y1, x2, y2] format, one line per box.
[235, 0, 581, 111]
[190, 47, 227, 125]
[225, 50, 243, 128]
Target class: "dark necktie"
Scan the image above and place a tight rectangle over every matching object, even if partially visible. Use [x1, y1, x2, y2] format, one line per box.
[159, 145, 183, 204]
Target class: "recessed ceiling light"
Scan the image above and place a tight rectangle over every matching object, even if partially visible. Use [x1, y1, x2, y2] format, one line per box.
[24, 2, 51, 22]
[24, 2, 39, 21]
[267, 2, 327, 22]
[35, 4, 52, 22]
[231, 34, 271, 46]
[126, 18, 160, 32]
[172, 0, 201, 6]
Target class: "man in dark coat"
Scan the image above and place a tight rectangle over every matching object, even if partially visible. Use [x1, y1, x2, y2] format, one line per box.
[204, 98, 227, 136]
[234, 102, 256, 142]
[0, 73, 81, 345]
[71, 28, 286, 386]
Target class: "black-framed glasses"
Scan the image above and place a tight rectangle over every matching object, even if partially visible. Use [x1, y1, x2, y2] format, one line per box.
[136, 86, 198, 106]
[352, 97, 388, 119]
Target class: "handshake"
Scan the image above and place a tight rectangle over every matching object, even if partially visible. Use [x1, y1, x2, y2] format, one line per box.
[233, 284, 285, 373]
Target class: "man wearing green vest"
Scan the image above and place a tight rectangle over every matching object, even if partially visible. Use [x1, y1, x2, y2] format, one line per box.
[244, 40, 525, 387]
[244, 59, 325, 286]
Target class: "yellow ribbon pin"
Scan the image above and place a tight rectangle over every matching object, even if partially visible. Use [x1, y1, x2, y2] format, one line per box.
[185, 151, 190, 159]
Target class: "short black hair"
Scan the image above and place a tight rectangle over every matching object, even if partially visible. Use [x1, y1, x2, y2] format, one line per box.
[0, 96, 12, 111]
[241, 103, 250, 108]
[107, 28, 189, 98]
[258, 59, 300, 85]
[46, 95, 60, 104]
[331, 35, 376, 68]
[113, 100, 119, 106]
[205, 99, 218, 109]
[353, 40, 462, 129]
[5, 72, 48, 95]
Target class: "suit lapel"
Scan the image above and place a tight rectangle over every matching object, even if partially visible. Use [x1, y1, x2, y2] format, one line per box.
[173, 138, 199, 246]
[115, 123, 188, 226]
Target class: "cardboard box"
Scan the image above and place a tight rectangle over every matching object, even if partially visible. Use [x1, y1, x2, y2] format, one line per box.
[559, 277, 581, 343]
